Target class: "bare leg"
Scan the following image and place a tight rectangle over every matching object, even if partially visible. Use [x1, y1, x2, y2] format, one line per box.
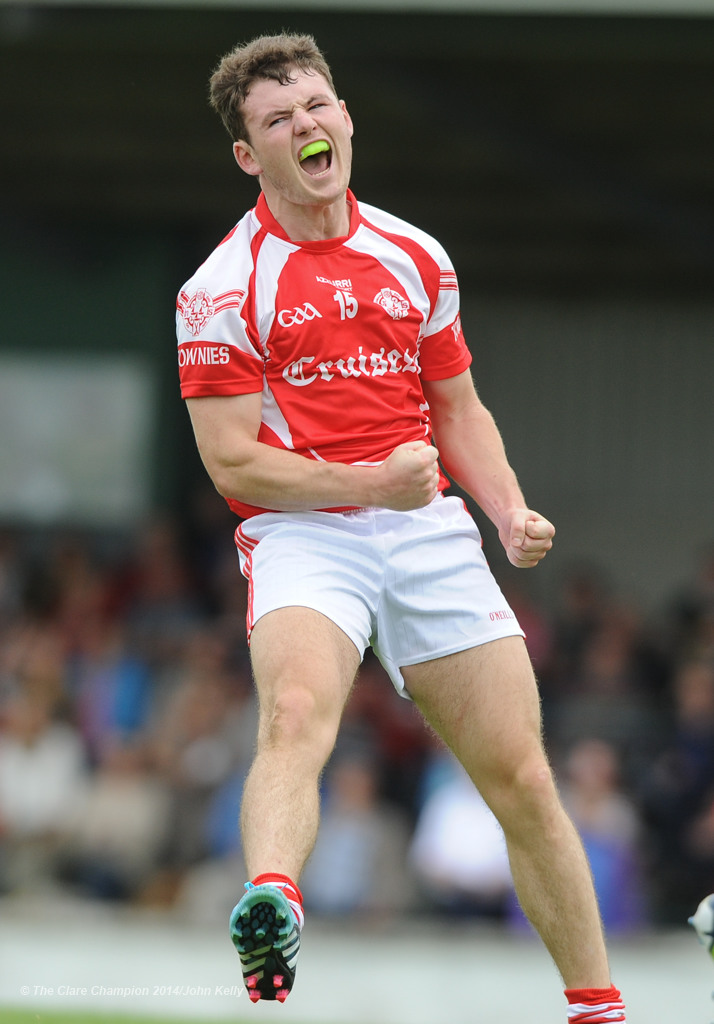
[403, 636, 611, 989]
[241, 606, 361, 881]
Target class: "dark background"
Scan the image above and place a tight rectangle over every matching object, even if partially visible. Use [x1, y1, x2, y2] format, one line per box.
[2, 4, 713, 606]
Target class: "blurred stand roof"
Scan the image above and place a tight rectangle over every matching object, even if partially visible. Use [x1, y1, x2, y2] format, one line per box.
[2, 4, 713, 295]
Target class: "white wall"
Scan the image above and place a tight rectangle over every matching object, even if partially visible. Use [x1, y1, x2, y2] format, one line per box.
[462, 296, 714, 611]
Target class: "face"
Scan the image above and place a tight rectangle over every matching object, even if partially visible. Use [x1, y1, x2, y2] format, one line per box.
[233, 69, 354, 214]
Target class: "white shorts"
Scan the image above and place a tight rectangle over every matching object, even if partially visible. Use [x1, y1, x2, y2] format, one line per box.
[234, 493, 524, 696]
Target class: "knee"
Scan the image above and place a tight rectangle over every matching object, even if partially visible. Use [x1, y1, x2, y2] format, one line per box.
[484, 756, 561, 832]
[258, 685, 340, 760]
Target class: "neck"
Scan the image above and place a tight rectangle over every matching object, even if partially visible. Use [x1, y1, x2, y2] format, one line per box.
[262, 188, 351, 242]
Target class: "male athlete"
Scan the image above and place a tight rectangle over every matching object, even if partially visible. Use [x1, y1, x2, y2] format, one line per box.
[176, 33, 626, 1024]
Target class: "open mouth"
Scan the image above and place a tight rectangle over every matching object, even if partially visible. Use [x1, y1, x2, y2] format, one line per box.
[298, 140, 332, 177]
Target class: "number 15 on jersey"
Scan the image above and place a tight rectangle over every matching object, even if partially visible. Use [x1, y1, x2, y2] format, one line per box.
[333, 289, 358, 320]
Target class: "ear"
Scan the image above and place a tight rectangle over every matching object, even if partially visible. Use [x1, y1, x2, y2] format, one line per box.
[233, 140, 262, 177]
[339, 99, 354, 139]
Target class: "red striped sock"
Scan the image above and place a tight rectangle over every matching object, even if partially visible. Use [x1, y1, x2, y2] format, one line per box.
[251, 872, 305, 930]
[565, 985, 625, 1022]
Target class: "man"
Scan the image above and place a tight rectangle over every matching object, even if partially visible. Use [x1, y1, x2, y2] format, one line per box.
[176, 33, 626, 1023]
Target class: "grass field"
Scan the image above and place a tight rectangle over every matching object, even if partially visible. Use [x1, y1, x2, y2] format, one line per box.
[0, 1012, 248, 1024]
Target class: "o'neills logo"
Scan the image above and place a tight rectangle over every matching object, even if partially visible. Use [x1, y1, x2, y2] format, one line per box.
[489, 609, 516, 622]
[178, 343, 231, 368]
[373, 287, 410, 320]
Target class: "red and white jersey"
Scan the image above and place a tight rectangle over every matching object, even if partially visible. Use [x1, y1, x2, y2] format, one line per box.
[176, 189, 471, 519]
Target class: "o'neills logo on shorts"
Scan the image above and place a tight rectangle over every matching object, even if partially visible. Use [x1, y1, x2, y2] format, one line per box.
[490, 609, 516, 622]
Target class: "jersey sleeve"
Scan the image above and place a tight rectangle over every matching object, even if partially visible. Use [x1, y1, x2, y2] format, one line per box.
[354, 200, 472, 383]
[176, 285, 264, 398]
[418, 253, 472, 381]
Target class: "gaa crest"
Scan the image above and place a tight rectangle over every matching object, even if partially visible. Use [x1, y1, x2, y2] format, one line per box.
[373, 287, 410, 320]
[179, 288, 215, 337]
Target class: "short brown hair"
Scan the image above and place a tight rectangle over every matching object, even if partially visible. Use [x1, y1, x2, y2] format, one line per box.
[209, 33, 337, 143]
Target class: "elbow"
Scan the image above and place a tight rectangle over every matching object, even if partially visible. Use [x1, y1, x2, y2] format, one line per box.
[211, 473, 232, 500]
[210, 463, 244, 501]
[208, 455, 264, 506]
[196, 441, 252, 501]
[200, 456, 238, 501]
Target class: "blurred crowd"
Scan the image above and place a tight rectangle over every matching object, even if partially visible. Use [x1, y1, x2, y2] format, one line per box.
[1, 491, 713, 933]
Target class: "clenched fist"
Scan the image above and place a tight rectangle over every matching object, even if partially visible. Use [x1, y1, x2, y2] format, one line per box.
[499, 509, 555, 568]
[374, 440, 441, 510]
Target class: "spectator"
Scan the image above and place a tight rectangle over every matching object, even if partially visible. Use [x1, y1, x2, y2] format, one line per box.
[559, 738, 648, 933]
[667, 544, 714, 662]
[69, 616, 153, 765]
[151, 628, 256, 872]
[0, 530, 21, 629]
[0, 686, 87, 892]
[339, 652, 434, 815]
[548, 608, 666, 786]
[118, 516, 206, 672]
[409, 752, 512, 918]
[642, 657, 714, 922]
[59, 737, 170, 901]
[545, 565, 611, 697]
[0, 515, 711, 931]
[301, 753, 415, 917]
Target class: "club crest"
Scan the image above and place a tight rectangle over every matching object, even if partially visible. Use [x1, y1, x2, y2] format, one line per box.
[373, 287, 410, 320]
[178, 288, 216, 337]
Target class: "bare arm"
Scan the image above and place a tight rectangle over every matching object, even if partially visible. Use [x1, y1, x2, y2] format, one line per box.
[186, 392, 441, 512]
[422, 370, 554, 567]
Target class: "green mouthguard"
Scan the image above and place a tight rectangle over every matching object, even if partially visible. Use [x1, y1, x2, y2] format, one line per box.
[299, 140, 330, 162]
